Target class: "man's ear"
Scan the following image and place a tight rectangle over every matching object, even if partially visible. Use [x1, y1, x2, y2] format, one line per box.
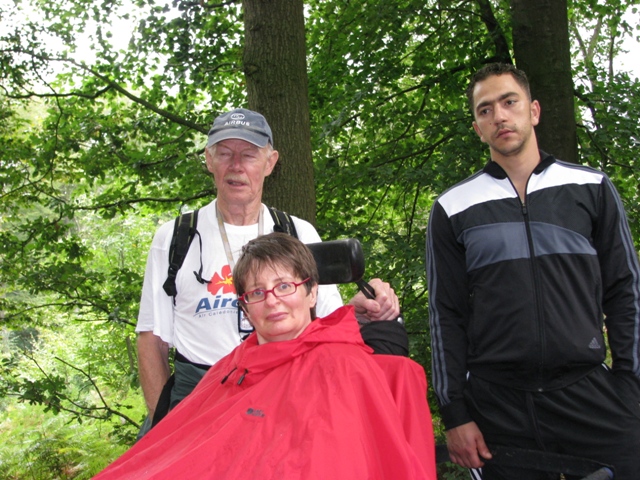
[472, 121, 486, 143]
[205, 147, 215, 173]
[530, 100, 541, 127]
[264, 149, 279, 176]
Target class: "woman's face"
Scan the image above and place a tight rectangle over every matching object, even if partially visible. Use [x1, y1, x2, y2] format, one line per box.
[242, 264, 318, 344]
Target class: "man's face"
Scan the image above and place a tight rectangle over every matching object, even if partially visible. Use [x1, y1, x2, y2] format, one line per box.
[205, 138, 278, 206]
[471, 73, 540, 158]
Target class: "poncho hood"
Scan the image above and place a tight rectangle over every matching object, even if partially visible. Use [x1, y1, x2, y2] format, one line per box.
[218, 305, 372, 385]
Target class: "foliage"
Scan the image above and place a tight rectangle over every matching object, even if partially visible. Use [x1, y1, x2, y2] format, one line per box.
[570, 0, 640, 228]
[1, 0, 640, 478]
[0, 402, 129, 478]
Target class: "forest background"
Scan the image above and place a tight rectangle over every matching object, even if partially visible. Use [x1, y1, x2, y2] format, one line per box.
[1, 0, 639, 478]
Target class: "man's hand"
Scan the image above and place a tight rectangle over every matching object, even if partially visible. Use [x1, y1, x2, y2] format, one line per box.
[446, 421, 493, 469]
[347, 278, 400, 322]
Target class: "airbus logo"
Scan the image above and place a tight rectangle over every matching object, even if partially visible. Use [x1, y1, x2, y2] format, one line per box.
[230, 113, 245, 120]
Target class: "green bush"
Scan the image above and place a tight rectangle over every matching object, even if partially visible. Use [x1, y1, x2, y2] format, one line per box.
[0, 403, 130, 479]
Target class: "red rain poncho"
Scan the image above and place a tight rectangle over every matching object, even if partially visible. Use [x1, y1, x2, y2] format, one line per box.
[95, 306, 436, 479]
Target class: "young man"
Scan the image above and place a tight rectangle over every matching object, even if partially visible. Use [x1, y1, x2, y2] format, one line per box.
[426, 63, 640, 479]
[137, 108, 404, 436]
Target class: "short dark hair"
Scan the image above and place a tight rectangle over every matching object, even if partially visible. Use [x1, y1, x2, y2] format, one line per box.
[466, 63, 532, 112]
[233, 232, 319, 317]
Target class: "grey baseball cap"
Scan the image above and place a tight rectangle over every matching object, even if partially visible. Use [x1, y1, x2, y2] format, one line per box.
[206, 108, 273, 148]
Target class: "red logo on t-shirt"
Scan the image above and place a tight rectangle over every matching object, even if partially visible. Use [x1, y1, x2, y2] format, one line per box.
[207, 265, 235, 296]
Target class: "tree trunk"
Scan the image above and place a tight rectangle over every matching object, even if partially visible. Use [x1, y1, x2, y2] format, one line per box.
[511, 0, 577, 163]
[242, 0, 316, 224]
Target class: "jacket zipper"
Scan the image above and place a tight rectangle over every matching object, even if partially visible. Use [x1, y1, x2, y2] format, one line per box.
[511, 177, 547, 391]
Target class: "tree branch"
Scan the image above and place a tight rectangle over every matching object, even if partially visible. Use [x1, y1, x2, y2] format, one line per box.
[75, 189, 214, 211]
[3, 48, 208, 134]
[54, 356, 140, 427]
[2, 301, 137, 327]
[336, 64, 467, 130]
[475, 0, 511, 63]
[4, 85, 113, 99]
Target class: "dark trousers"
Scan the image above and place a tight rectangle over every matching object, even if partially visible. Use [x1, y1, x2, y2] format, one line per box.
[465, 366, 640, 480]
[169, 359, 208, 409]
[137, 359, 208, 440]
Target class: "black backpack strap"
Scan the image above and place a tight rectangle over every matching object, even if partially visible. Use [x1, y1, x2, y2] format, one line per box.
[163, 209, 199, 300]
[150, 373, 175, 427]
[268, 206, 299, 239]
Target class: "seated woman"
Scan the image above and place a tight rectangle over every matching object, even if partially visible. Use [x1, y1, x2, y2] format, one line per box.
[95, 233, 436, 479]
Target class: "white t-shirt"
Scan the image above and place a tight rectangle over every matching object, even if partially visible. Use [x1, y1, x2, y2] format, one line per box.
[136, 200, 343, 365]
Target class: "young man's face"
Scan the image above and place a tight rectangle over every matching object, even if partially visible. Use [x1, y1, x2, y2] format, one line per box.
[205, 139, 278, 208]
[471, 73, 540, 159]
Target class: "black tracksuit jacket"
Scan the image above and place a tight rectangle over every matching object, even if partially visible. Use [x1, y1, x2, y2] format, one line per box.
[426, 151, 640, 429]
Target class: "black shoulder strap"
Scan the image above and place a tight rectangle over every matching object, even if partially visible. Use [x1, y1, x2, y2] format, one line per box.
[268, 206, 299, 239]
[163, 207, 295, 299]
[163, 209, 199, 298]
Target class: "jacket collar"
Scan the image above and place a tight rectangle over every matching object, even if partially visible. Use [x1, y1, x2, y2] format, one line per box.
[483, 150, 556, 179]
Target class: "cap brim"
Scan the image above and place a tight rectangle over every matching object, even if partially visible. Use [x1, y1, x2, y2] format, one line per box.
[207, 129, 270, 148]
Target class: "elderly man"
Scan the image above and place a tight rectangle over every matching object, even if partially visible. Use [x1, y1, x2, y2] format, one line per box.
[136, 108, 404, 436]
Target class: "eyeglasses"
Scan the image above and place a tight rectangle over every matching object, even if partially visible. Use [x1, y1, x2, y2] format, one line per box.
[239, 278, 311, 304]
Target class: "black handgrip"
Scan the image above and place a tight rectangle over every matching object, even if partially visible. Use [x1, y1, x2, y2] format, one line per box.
[356, 279, 376, 299]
